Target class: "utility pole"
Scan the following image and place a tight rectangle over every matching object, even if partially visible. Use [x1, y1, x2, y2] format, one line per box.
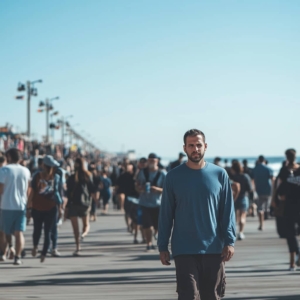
[61, 116, 64, 145]
[16, 79, 42, 140]
[27, 81, 31, 138]
[46, 98, 49, 142]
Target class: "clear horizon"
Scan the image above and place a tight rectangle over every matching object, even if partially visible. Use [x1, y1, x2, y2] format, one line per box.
[1, 1, 299, 158]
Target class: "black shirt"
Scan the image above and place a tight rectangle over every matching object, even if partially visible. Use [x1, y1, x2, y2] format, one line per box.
[231, 173, 252, 201]
[116, 172, 138, 197]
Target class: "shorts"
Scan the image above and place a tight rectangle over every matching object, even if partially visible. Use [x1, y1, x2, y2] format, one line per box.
[235, 197, 249, 212]
[141, 206, 160, 230]
[256, 195, 271, 212]
[1, 209, 26, 234]
[174, 254, 226, 299]
[68, 205, 90, 218]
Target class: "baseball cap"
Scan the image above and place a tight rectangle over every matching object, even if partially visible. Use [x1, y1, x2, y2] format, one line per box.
[43, 155, 60, 167]
[148, 153, 159, 159]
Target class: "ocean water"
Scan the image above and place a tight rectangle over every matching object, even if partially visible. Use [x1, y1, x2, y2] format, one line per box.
[161, 156, 285, 176]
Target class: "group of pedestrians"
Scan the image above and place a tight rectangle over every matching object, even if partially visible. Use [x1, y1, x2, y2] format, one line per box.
[1, 129, 300, 299]
[0, 146, 113, 264]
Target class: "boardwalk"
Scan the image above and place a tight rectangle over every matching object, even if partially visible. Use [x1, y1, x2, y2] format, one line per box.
[0, 212, 299, 300]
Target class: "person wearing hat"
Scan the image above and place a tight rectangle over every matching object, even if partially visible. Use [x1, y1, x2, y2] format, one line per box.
[169, 152, 186, 171]
[27, 155, 63, 263]
[136, 153, 166, 252]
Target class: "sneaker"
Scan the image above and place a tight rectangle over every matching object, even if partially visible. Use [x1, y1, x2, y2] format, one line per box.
[40, 255, 46, 263]
[258, 226, 263, 231]
[145, 245, 156, 252]
[289, 267, 296, 271]
[133, 239, 138, 244]
[238, 232, 245, 240]
[0, 255, 6, 262]
[73, 250, 81, 257]
[13, 257, 22, 265]
[52, 249, 61, 257]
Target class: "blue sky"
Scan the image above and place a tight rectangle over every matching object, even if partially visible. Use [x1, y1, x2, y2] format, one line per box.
[0, 0, 299, 159]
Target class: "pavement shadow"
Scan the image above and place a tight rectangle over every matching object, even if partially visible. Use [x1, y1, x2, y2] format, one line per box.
[226, 296, 300, 300]
[39, 267, 173, 277]
[0, 272, 175, 288]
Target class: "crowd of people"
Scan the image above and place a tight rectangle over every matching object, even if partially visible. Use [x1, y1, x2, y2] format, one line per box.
[0, 137, 300, 274]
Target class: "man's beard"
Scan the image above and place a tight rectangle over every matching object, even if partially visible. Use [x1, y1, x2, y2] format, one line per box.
[187, 152, 205, 163]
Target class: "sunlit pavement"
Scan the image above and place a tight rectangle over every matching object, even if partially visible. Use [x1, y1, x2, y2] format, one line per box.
[0, 211, 299, 300]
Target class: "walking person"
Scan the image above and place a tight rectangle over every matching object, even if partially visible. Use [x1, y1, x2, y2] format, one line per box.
[66, 157, 95, 256]
[252, 155, 274, 230]
[100, 170, 112, 215]
[158, 129, 235, 300]
[27, 156, 63, 262]
[136, 153, 166, 252]
[0, 148, 31, 265]
[275, 149, 300, 270]
[230, 160, 253, 240]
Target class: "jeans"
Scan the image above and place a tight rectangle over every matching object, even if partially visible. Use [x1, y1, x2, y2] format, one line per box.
[32, 206, 57, 256]
[50, 209, 59, 250]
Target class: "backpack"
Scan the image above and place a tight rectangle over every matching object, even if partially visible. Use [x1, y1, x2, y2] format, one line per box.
[38, 173, 55, 202]
[71, 177, 92, 208]
[79, 183, 92, 207]
[143, 169, 162, 186]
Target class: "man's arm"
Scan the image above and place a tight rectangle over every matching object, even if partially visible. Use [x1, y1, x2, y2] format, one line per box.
[157, 174, 175, 265]
[220, 174, 236, 261]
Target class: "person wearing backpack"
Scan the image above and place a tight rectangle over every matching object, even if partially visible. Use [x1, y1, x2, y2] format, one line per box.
[99, 170, 112, 215]
[27, 155, 63, 263]
[136, 153, 166, 252]
[66, 157, 95, 256]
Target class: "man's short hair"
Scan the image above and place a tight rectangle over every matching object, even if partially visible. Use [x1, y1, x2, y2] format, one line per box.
[258, 155, 265, 163]
[6, 148, 21, 163]
[183, 129, 206, 145]
[0, 156, 5, 164]
[285, 148, 296, 163]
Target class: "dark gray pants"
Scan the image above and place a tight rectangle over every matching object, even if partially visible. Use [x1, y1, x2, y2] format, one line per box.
[174, 254, 226, 300]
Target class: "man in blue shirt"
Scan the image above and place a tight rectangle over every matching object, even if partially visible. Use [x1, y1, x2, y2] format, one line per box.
[252, 155, 274, 230]
[158, 129, 236, 300]
[136, 153, 166, 252]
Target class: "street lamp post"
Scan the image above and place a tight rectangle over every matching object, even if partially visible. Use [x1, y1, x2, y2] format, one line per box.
[61, 115, 73, 145]
[38, 97, 59, 143]
[16, 79, 42, 139]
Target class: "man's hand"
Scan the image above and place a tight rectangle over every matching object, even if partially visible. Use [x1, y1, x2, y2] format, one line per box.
[221, 246, 234, 262]
[151, 186, 163, 193]
[160, 251, 171, 266]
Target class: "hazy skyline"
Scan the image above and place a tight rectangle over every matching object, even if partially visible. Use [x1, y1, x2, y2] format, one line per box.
[1, 0, 299, 158]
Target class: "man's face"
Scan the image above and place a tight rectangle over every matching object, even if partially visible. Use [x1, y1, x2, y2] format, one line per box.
[139, 160, 147, 169]
[183, 135, 207, 163]
[148, 158, 158, 169]
[126, 164, 134, 174]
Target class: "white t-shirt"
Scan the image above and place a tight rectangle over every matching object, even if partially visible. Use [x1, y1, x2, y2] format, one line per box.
[0, 164, 31, 211]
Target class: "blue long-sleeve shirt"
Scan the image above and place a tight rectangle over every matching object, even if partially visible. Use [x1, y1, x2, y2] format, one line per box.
[157, 162, 236, 257]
